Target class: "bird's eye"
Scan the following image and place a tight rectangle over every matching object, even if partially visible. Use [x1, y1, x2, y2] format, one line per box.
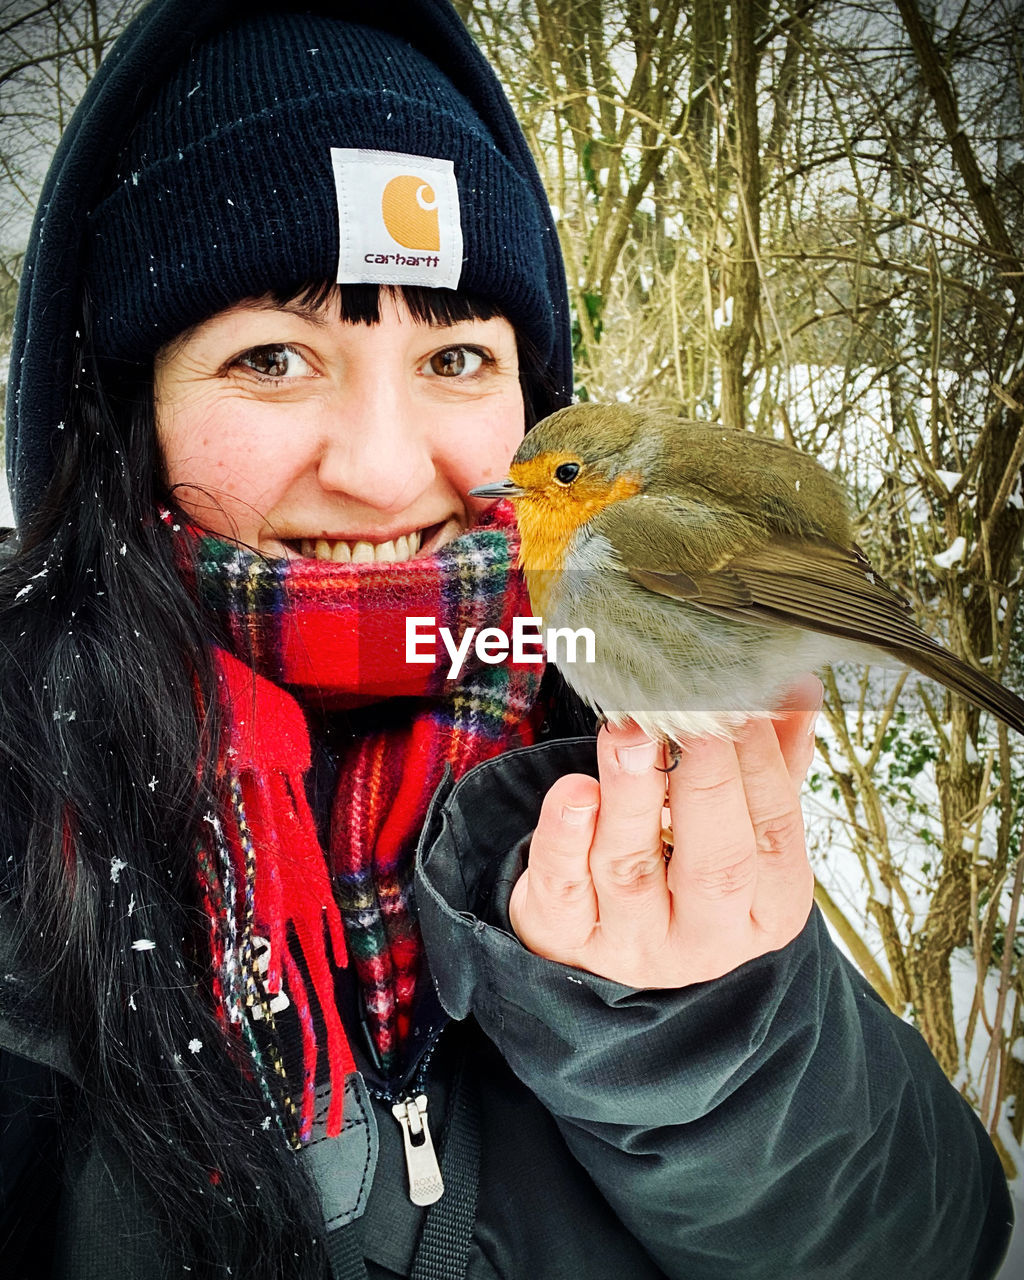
[554, 462, 580, 485]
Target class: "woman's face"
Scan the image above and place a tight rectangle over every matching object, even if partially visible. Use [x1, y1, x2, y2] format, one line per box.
[154, 291, 524, 562]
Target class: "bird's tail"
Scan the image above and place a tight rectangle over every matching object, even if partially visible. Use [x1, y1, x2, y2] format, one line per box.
[883, 637, 1024, 736]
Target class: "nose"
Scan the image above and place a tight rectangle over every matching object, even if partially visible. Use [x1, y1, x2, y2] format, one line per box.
[314, 377, 435, 513]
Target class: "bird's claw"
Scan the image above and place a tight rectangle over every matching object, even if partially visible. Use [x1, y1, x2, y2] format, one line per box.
[656, 743, 681, 773]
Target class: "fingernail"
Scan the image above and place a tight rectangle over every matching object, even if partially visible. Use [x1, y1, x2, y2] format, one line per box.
[561, 802, 598, 826]
[616, 740, 657, 774]
[808, 692, 824, 736]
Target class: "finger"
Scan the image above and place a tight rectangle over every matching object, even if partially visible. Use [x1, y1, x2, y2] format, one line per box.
[586, 722, 672, 938]
[511, 773, 600, 951]
[771, 673, 824, 787]
[665, 734, 757, 953]
[732, 716, 814, 940]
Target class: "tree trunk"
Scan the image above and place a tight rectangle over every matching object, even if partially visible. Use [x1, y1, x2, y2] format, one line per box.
[718, 0, 761, 430]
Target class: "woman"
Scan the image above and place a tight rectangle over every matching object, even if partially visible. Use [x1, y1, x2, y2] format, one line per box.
[0, 2, 1012, 1278]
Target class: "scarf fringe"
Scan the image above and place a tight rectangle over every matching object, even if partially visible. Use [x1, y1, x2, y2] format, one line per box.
[217, 650, 355, 1140]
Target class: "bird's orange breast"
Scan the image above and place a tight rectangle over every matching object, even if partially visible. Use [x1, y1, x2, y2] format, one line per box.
[509, 458, 642, 616]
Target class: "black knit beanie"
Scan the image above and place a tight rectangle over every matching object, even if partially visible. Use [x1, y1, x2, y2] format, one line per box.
[6, 0, 571, 523]
[88, 13, 555, 366]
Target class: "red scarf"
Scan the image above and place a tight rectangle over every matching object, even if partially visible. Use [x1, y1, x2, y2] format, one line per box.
[182, 504, 543, 1142]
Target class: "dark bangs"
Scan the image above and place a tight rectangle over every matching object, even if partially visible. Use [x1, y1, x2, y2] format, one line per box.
[267, 281, 504, 327]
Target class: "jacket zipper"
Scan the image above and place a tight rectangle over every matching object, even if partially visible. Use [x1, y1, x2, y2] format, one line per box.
[390, 1093, 444, 1205]
[367, 1025, 446, 1206]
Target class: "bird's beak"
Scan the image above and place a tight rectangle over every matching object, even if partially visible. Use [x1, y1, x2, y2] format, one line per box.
[468, 479, 525, 500]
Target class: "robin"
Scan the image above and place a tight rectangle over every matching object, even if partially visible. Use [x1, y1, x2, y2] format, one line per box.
[471, 402, 1024, 742]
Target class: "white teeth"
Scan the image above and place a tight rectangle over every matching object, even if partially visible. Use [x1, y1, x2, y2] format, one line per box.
[298, 528, 426, 563]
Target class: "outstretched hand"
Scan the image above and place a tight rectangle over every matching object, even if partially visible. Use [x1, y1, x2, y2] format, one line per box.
[509, 675, 822, 988]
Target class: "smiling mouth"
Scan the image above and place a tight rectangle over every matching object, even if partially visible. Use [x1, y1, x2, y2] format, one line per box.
[288, 520, 457, 564]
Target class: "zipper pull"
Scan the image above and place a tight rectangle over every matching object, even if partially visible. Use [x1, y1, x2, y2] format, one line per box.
[391, 1094, 444, 1206]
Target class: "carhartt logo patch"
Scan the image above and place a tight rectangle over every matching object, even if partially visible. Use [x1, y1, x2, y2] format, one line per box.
[332, 149, 462, 289]
[381, 175, 441, 250]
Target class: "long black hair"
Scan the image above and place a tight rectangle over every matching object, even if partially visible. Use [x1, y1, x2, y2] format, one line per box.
[0, 282, 556, 1275]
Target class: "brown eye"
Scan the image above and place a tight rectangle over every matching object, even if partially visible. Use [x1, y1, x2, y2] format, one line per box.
[237, 344, 312, 378]
[554, 462, 580, 485]
[427, 346, 484, 377]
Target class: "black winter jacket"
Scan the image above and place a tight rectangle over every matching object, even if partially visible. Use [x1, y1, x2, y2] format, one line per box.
[0, 737, 1014, 1279]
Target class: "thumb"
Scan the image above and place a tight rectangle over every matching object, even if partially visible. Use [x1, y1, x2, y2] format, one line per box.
[508, 774, 599, 955]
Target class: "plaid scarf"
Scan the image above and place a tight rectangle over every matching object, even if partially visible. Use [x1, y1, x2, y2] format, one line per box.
[180, 504, 544, 1142]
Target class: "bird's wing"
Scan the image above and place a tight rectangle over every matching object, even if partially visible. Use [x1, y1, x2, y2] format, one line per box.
[592, 492, 1024, 733]
[632, 538, 1024, 734]
[593, 494, 762, 586]
[595, 495, 1024, 735]
[594, 493, 924, 650]
[629, 537, 924, 649]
